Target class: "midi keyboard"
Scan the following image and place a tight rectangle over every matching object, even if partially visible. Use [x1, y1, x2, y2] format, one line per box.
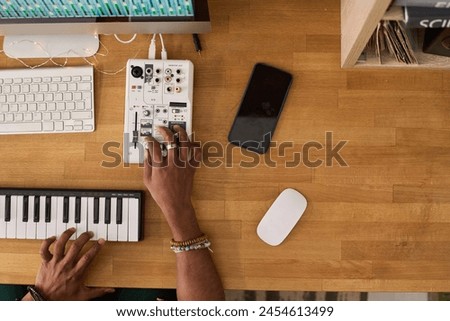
[0, 188, 143, 242]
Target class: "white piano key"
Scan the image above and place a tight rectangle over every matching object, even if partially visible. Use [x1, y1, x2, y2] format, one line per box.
[97, 197, 107, 240]
[87, 197, 98, 240]
[16, 196, 26, 239]
[117, 198, 129, 242]
[76, 197, 88, 238]
[37, 196, 47, 239]
[128, 198, 139, 242]
[0, 195, 6, 238]
[56, 196, 66, 238]
[6, 196, 17, 239]
[107, 198, 118, 241]
[67, 196, 77, 240]
[46, 196, 58, 238]
[26, 196, 37, 239]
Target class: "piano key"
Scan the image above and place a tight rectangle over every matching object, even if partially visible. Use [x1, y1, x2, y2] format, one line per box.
[56, 196, 66, 238]
[67, 197, 77, 240]
[26, 196, 37, 239]
[128, 198, 140, 242]
[16, 196, 27, 239]
[76, 197, 88, 238]
[93, 197, 99, 224]
[37, 196, 47, 239]
[105, 197, 111, 224]
[5, 195, 11, 222]
[33, 196, 40, 223]
[97, 197, 107, 240]
[6, 196, 17, 238]
[46, 196, 58, 238]
[117, 198, 128, 242]
[23, 196, 29, 222]
[107, 198, 118, 241]
[116, 197, 123, 224]
[45, 196, 51, 223]
[63, 196, 69, 223]
[87, 197, 98, 240]
[75, 197, 81, 224]
[0, 196, 6, 238]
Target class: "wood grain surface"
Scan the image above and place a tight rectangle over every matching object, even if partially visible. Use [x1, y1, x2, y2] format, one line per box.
[1, 0, 450, 292]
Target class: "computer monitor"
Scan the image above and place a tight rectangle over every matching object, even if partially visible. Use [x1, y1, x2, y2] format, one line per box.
[0, 0, 210, 59]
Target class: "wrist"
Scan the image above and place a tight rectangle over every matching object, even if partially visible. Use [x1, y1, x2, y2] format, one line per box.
[163, 206, 202, 241]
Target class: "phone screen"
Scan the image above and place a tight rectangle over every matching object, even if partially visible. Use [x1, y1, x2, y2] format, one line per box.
[228, 63, 292, 154]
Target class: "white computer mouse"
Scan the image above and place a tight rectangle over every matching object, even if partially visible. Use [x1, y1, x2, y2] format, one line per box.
[257, 188, 307, 246]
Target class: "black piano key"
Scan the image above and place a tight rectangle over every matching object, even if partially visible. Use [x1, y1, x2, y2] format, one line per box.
[45, 196, 51, 223]
[93, 197, 99, 224]
[5, 195, 11, 222]
[23, 196, 29, 222]
[105, 197, 111, 224]
[34, 196, 40, 223]
[75, 197, 81, 224]
[63, 196, 69, 223]
[116, 198, 123, 224]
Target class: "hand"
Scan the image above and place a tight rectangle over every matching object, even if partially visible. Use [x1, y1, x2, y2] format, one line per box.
[24, 228, 114, 301]
[143, 126, 202, 240]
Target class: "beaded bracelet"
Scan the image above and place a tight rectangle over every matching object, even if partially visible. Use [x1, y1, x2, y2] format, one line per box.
[27, 285, 46, 301]
[170, 234, 208, 247]
[170, 240, 212, 253]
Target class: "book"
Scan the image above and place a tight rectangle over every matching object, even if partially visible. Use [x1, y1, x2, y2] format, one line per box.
[394, 0, 450, 8]
[366, 21, 418, 65]
[404, 6, 450, 27]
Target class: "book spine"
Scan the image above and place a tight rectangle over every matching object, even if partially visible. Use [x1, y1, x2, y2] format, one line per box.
[405, 6, 450, 27]
[394, 0, 450, 8]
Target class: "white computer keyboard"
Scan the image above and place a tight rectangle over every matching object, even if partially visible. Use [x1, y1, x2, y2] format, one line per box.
[0, 66, 94, 135]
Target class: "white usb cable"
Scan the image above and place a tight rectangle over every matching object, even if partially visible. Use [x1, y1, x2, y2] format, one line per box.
[148, 33, 167, 60]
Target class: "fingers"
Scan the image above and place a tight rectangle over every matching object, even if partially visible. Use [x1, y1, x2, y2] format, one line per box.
[74, 238, 105, 275]
[53, 228, 76, 260]
[40, 236, 56, 262]
[189, 142, 202, 168]
[157, 126, 177, 162]
[145, 135, 163, 165]
[143, 137, 153, 178]
[63, 231, 94, 264]
[173, 125, 189, 161]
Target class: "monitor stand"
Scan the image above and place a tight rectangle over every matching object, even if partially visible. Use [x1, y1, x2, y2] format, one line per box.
[3, 35, 99, 59]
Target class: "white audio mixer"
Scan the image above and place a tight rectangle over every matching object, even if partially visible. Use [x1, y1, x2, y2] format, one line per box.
[123, 59, 194, 164]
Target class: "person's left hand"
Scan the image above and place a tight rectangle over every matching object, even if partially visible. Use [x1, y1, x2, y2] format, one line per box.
[24, 228, 114, 301]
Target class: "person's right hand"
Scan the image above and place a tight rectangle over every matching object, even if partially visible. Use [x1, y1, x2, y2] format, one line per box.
[143, 125, 202, 240]
[24, 228, 114, 301]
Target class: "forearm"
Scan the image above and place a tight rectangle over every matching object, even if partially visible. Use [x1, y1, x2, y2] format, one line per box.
[175, 250, 225, 301]
[166, 207, 225, 301]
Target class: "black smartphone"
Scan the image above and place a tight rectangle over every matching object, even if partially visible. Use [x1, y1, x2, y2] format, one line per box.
[228, 63, 293, 154]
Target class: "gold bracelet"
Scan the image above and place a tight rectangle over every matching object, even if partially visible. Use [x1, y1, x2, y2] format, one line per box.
[170, 233, 208, 247]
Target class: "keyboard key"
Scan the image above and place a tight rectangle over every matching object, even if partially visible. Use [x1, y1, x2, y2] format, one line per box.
[34, 196, 40, 223]
[0, 123, 42, 133]
[0, 196, 6, 238]
[6, 196, 17, 238]
[37, 196, 46, 239]
[26, 196, 37, 239]
[16, 196, 26, 239]
[71, 111, 92, 120]
[76, 197, 88, 238]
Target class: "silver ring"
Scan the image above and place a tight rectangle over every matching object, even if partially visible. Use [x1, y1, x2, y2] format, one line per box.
[166, 143, 178, 150]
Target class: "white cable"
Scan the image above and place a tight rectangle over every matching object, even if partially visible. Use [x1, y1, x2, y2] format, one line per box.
[149, 34, 157, 59]
[159, 33, 167, 60]
[114, 34, 137, 44]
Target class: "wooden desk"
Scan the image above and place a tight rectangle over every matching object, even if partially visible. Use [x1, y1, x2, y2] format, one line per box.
[1, 0, 450, 292]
